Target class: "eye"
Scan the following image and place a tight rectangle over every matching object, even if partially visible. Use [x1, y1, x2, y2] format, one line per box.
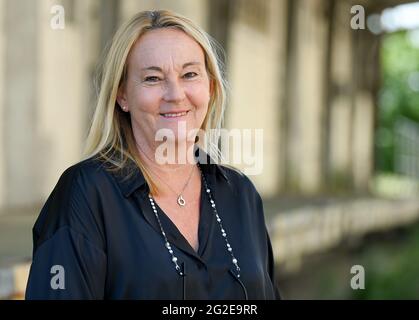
[183, 72, 198, 79]
[144, 76, 161, 83]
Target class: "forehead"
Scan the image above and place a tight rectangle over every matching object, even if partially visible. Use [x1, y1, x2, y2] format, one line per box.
[129, 28, 206, 68]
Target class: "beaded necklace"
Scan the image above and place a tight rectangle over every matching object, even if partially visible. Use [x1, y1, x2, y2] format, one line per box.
[147, 163, 241, 277]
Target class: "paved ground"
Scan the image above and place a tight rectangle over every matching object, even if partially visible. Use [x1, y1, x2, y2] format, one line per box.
[0, 198, 278, 267]
[1, 194, 417, 299]
[0, 194, 385, 267]
[0, 206, 41, 299]
[0, 207, 40, 268]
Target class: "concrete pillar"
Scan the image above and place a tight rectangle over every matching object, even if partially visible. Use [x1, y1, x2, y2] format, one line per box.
[328, 0, 355, 188]
[36, 0, 89, 199]
[77, 0, 103, 131]
[352, 91, 374, 190]
[119, 0, 209, 31]
[3, 0, 40, 208]
[0, 0, 99, 210]
[227, 0, 288, 197]
[286, 0, 328, 194]
[351, 28, 378, 191]
[0, 0, 6, 211]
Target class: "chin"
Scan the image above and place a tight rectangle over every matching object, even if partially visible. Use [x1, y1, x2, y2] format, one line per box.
[156, 122, 198, 140]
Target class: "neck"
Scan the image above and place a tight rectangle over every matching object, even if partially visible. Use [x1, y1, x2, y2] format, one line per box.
[136, 142, 200, 199]
[136, 140, 197, 171]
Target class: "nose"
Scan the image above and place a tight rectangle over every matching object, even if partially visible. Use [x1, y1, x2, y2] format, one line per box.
[163, 78, 186, 103]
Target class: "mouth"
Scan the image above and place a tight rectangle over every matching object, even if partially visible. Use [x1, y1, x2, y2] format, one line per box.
[159, 110, 189, 118]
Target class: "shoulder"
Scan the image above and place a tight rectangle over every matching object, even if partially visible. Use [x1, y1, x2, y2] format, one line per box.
[44, 157, 105, 211]
[32, 157, 110, 252]
[217, 164, 260, 198]
[215, 165, 264, 218]
[215, 164, 267, 232]
[57, 156, 110, 189]
[48, 155, 118, 216]
[218, 167, 273, 244]
[51, 156, 121, 203]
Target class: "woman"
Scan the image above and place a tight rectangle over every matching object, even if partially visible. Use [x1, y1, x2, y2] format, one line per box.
[25, 10, 281, 300]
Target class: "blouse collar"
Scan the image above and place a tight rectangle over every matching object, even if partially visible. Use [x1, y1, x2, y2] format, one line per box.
[112, 147, 230, 198]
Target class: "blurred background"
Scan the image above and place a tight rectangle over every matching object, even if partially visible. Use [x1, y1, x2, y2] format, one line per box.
[0, 0, 419, 299]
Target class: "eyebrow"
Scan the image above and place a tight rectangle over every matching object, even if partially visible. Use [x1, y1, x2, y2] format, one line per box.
[141, 61, 202, 72]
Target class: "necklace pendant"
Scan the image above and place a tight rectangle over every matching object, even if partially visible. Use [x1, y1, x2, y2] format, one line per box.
[177, 195, 186, 207]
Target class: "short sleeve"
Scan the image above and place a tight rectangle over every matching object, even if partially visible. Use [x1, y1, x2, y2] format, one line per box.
[25, 226, 106, 299]
[25, 163, 107, 299]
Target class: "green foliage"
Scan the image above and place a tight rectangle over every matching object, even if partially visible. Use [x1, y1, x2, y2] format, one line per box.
[351, 224, 419, 299]
[376, 30, 419, 172]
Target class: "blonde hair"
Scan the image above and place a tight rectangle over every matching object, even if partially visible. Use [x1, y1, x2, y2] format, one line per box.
[83, 10, 228, 195]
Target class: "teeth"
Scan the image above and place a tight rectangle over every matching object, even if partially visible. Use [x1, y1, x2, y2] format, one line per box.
[161, 111, 187, 118]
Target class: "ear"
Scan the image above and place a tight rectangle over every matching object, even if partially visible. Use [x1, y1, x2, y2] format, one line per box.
[117, 84, 129, 112]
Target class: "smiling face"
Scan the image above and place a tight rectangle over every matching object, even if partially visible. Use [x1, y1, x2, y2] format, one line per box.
[117, 28, 211, 150]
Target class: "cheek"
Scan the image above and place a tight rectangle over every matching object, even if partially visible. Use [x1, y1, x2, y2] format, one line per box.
[186, 83, 210, 110]
[129, 85, 161, 112]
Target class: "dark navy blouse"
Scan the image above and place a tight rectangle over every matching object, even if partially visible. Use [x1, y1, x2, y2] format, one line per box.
[25, 150, 281, 300]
